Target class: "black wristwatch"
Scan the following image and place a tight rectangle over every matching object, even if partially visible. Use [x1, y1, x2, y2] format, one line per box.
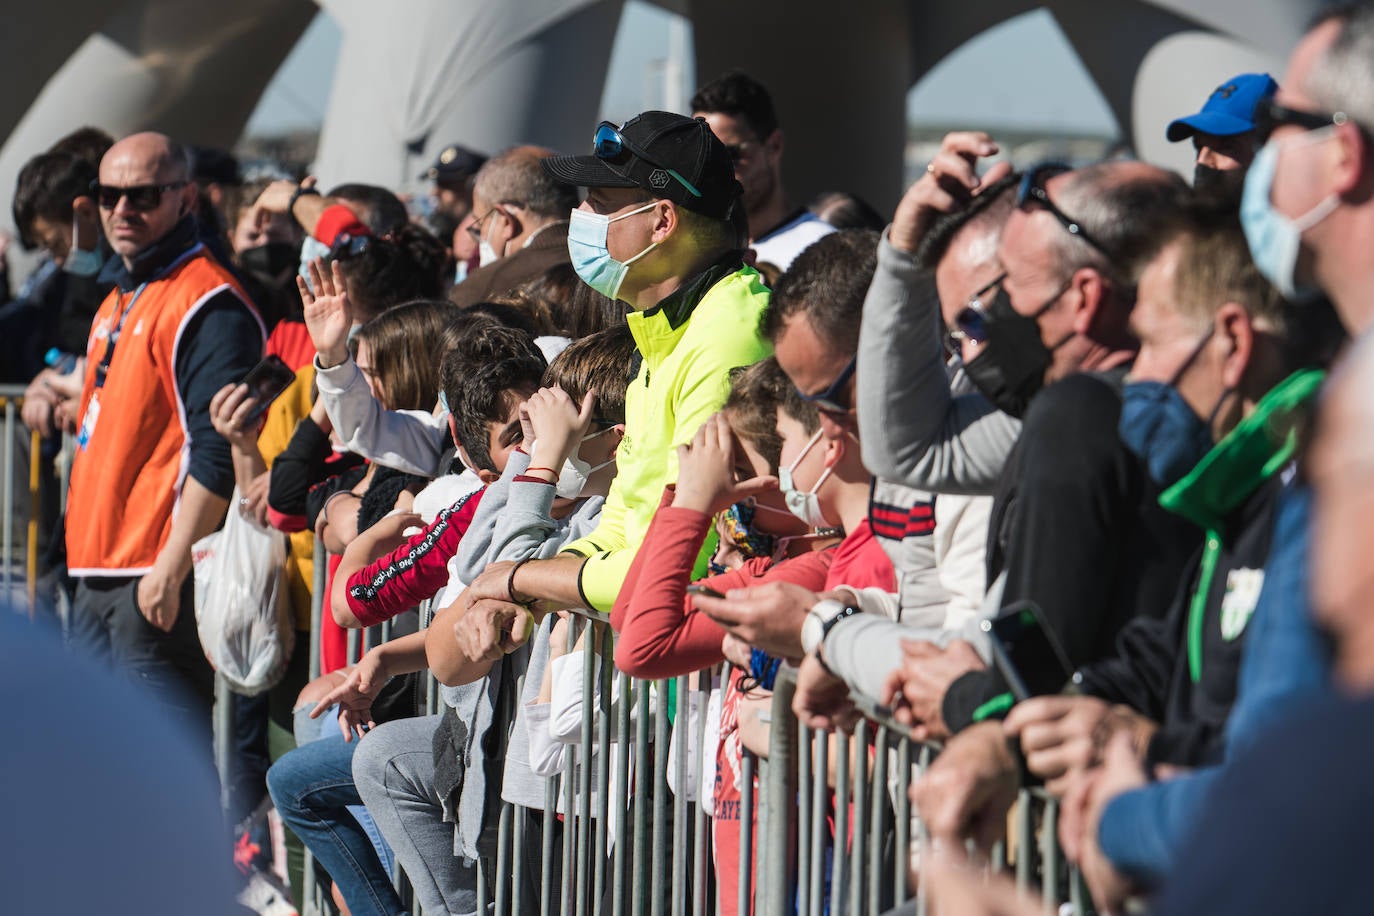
[288, 184, 320, 229]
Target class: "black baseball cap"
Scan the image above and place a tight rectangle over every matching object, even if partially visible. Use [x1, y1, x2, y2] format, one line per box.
[421, 144, 487, 184]
[542, 111, 741, 220]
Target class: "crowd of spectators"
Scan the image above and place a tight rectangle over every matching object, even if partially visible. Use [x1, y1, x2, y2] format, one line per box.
[7, 7, 1374, 913]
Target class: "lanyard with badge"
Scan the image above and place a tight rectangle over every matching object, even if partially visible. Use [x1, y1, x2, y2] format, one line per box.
[76, 283, 147, 450]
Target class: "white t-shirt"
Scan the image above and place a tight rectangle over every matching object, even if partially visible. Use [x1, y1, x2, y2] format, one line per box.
[751, 211, 836, 271]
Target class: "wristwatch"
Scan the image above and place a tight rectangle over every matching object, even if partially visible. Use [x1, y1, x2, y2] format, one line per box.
[288, 183, 320, 228]
[801, 598, 861, 657]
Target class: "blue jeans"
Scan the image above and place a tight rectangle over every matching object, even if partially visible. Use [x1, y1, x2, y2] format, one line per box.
[267, 725, 404, 916]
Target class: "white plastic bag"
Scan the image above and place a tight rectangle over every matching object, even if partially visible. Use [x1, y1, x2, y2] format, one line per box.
[192, 491, 292, 695]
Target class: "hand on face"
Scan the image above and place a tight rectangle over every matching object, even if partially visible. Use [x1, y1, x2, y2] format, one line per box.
[672, 412, 778, 517]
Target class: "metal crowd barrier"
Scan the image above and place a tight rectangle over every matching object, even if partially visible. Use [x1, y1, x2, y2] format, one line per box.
[279, 553, 1091, 916]
[0, 384, 71, 620]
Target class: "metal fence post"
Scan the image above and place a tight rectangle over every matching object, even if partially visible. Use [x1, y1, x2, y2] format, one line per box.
[761, 675, 798, 916]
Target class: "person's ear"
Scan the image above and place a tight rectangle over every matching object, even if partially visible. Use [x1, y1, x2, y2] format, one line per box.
[765, 128, 784, 165]
[448, 414, 461, 449]
[477, 468, 501, 484]
[1332, 121, 1374, 199]
[651, 200, 677, 243]
[1071, 267, 1109, 337]
[604, 424, 626, 461]
[822, 429, 845, 468]
[1215, 303, 1254, 391]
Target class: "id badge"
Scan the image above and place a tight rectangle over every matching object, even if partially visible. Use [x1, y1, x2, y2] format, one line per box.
[76, 394, 100, 450]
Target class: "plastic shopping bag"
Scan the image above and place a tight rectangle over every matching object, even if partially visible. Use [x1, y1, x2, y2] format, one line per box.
[193, 491, 293, 695]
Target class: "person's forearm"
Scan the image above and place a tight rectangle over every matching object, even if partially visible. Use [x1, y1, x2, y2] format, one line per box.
[374, 630, 430, 677]
[856, 235, 1019, 494]
[159, 476, 231, 578]
[511, 555, 593, 612]
[230, 443, 268, 494]
[290, 194, 339, 238]
[425, 599, 499, 686]
[332, 516, 415, 626]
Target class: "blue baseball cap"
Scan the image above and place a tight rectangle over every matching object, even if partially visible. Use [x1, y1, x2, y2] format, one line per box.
[1166, 73, 1279, 142]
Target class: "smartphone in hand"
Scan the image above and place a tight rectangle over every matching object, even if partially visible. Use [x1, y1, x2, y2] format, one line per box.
[239, 355, 296, 424]
[981, 601, 1076, 703]
[687, 584, 726, 599]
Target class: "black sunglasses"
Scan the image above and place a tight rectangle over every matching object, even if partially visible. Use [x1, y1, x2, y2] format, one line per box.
[92, 181, 188, 212]
[723, 141, 756, 164]
[952, 273, 1007, 343]
[1017, 163, 1113, 261]
[797, 356, 857, 414]
[1254, 98, 1363, 138]
[593, 121, 703, 199]
[328, 232, 373, 262]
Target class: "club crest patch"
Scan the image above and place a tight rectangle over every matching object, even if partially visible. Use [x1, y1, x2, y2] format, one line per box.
[648, 169, 670, 190]
[1221, 567, 1265, 640]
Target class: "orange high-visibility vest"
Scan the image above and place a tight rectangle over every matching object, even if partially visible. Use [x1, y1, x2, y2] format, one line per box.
[67, 245, 260, 575]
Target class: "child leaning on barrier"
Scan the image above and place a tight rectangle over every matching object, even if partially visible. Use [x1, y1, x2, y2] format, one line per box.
[349, 326, 635, 914]
[612, 357, 895, 915]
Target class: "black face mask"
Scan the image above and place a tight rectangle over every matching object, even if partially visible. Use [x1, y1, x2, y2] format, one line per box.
[238, 241, 301, 282]
[1192, 164, 1247, 204]
[962, 288, 1052, 419]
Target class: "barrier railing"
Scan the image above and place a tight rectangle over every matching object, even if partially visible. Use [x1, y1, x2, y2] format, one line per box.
[274, 550, 1090, 916]
[0, 385, 56, 620]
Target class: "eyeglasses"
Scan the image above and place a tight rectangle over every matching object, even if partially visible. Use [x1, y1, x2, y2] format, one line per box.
[328, 232, 372, 261]
[951, 274, 1007, 343]
[1016, 163, 1113, 261]
[723, 141, 755, 164]
[1254, 98, 1363, 138]
[92, 181, 188, 212]
[466, 206, 503, 241]
[593, 121, 703, 199]
[797, 356, 857, 414]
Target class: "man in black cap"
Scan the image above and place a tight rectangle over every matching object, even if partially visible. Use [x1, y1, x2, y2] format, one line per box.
[423, 142, 487, 223]
[453, 110, 773, 636]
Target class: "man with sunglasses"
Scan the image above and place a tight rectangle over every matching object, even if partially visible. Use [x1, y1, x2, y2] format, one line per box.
[449, 145, 576, 308]
[457, 111, 770, 629]
[1240, 4, 1374, 338]
[65, 131, 264, 739]
[691, 70, 834, 270]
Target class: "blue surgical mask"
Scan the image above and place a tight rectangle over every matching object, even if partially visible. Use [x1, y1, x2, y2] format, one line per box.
[298, 235, 332, 292]
[64, 212, 103, 277]
[1240, 131, 1340, 303]
[1118, 330, 1224, 488]
[567, 202, 659, 300]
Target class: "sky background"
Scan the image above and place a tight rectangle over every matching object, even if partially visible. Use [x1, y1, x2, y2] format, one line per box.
[243, 4, 1122, 141]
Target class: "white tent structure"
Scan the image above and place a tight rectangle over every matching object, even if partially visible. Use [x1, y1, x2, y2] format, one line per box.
[0, 0, 1327, 241]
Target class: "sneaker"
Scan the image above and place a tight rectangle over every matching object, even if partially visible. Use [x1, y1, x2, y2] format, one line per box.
[236, 867, 298, 916]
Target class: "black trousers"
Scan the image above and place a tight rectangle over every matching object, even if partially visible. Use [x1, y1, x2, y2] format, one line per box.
[68, 575, 214, 747]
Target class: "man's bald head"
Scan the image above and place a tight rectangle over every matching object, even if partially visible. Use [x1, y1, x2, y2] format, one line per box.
[97, 131, 197, 262]
[101, 132, 192, 186]
[1051, 160, 1191, 281]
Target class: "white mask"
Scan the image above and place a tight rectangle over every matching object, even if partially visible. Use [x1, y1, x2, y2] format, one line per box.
[477, 211, 502, 268]
[528, 428, 616, 499]
[778, 429, 834, 529]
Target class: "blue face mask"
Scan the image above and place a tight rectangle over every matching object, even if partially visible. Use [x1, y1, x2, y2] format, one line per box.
[1240, 132, 1339, 303]
[567, 202, 659, 301]
[64, 212, 103, 277]
[297, 234, 332, 292]
[1118, 330, 1226, 488]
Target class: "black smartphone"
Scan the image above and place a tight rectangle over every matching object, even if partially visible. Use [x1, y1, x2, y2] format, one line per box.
[686, 584, 726, 599]
[239, 355, 296, 424]
[981, 601, 1075, 703]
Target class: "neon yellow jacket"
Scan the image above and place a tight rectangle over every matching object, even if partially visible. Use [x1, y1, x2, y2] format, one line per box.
[562, 260, 772, 611]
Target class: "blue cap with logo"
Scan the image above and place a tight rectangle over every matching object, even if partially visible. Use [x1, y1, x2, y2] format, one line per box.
[1166, 73, 1280, 142]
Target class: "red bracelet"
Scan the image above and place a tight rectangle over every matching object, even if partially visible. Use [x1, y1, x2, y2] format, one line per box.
[525, 466, 558, 477]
